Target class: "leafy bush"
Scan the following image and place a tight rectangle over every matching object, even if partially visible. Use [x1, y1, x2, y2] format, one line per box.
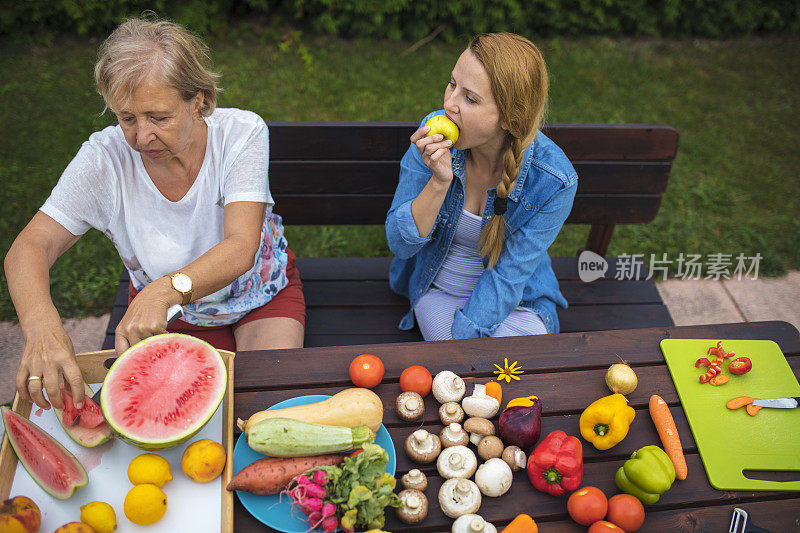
[2, 0, 798, 40]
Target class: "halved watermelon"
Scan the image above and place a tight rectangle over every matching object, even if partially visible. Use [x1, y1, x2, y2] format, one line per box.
[101, 333, 227, 450]
[1, 406, 88, 499]
[55, 384, 111, 447]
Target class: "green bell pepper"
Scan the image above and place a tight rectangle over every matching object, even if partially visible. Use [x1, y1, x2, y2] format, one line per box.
[615, 445, 675, 505]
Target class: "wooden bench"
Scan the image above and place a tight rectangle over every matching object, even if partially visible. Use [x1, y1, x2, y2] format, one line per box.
[103, 122, 679, 350]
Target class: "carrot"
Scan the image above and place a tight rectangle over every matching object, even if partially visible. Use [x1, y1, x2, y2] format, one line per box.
[746, 403, 762, 416]
[726, 396, 755, 410]
[501, 513, 538, 533]
[485, 381, 503, 406]
[710, 374, 729, 386]
[226, 454, 345, 495]
[649, 395, 688, 480]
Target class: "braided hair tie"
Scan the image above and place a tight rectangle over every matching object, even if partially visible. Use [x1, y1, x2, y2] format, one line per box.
[493, 196, 508, 216]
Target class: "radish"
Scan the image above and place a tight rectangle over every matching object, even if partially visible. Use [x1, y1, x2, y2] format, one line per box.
[321, 516, 338, 532]
[306, 497, 324, 513]
[296, 474, 313, 486]
[308, 511, 322, 524]
[313, 470, 328, 486]
[304, 482, 327, 499]
[320, 502, 336, 518]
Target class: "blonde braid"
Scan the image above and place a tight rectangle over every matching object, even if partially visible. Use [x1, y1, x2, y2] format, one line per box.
[479, 136, 526, 268]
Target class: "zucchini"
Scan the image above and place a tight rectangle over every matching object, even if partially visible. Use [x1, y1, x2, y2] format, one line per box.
[248, 417, 376, 457]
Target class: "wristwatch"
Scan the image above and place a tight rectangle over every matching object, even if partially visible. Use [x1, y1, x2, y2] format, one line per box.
[169, 272, 193, 305]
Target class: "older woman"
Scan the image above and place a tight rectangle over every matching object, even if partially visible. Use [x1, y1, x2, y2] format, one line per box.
[4, 18, 305, 411]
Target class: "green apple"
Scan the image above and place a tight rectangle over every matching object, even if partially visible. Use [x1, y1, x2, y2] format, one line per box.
[424, 115, 459, 144]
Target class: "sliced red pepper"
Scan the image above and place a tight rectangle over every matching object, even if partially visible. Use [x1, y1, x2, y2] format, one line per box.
[695, 358, 711, 368]
[707, 347, 719, 356]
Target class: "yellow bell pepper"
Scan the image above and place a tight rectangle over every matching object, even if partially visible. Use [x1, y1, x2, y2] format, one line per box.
[506, 395, 538, 409]
[579, 393, 635, 450]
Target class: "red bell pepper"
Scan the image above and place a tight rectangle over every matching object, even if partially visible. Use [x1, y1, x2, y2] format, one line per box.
[526, 430, 583, 496]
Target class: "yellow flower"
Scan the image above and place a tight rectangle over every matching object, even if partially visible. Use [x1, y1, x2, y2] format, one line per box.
[492, 358, 523, 383]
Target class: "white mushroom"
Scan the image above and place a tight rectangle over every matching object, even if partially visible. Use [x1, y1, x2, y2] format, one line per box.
[439, 478, 482, 518]
[396, 391, 425, 421]
[462, 384, 500, 419]
[396, 489, 428, 524]
[432, 371, 466, 404]
[463, 417, 495, 446]
[437, 445, 478, 479]
[452, 514, 498, 533]
[477, 435, 504, 460]
[440, 422, 470, 448]
[404, 429, 441, 464]
[501, 445, 527, 472]
[474, 458, 513, 497]
[401, 469, 428, 491]
[440, 402, 465, 425]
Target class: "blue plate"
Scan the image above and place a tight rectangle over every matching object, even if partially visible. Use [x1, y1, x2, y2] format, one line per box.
[233, 394, 396, 532]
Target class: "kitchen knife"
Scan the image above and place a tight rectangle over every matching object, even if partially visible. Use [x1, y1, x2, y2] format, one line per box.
[69, 304, 184, 427]
[751, 397, 800, 409]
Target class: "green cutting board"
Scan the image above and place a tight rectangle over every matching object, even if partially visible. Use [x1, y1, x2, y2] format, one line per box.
[661, 339, 800, 491]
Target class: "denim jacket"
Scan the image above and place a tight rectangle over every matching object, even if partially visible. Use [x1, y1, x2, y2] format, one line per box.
[386, 111, 578, 338]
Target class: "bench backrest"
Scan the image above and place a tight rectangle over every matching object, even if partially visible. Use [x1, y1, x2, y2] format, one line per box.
[267, 122, 678, 255]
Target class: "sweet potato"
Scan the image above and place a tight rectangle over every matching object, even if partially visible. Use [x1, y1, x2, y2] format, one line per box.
[726, 396, 755, 410]
[226, 454, 345, 495]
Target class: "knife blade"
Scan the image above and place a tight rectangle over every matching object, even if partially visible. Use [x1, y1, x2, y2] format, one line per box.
[751, 397, 800, 409]
[69, 304, 184, 427]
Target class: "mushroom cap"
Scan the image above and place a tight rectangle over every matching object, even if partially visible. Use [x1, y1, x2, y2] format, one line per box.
[477, 435, 504, 460]
[462, 384, 501, 419]
[475, 458, 513, 497]
[401, 468, 428, 491]
[463, 417, 495, 436]
[397, 489, 429, 524]
[432, 371, 467, 403]
[437, 445, 478, 479]
[404, 429, 441, 463]
[396, 391, 425, 421]
[501, 445, 527, 471]
[439, 402, 465, 425]
[440, 422, 470, 448]
[452, 514, 498, 533]
[439, 478, 482, 518]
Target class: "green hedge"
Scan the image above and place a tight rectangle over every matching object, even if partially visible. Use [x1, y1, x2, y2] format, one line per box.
[2, 0, 798, 40]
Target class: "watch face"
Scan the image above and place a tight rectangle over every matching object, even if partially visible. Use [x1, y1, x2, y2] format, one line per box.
[172, 273, 192, 292]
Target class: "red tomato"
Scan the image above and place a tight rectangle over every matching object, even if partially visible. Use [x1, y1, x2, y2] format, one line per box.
[399, 365, 433, 397]
[589, 521, 626, 533]
[567, 486, 608, 526]
[606, 494, 645, 532]
[349, 354, 385, 388]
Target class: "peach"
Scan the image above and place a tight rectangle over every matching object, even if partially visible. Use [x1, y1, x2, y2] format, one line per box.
[0, 496, 41, 533]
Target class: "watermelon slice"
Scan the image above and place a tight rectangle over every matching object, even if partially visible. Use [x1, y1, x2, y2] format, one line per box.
[101, 333, 227, 450]
[55, 384, 111, 447]
[1, 406, 88, 499]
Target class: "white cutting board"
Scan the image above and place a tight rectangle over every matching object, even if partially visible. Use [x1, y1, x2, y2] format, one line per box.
[10, 383, 223, 532]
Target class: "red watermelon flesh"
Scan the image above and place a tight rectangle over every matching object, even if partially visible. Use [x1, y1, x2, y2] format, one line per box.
[101, 333, 226, 450]
[60, 388, 104, 429]
[1, 406, 88, 499]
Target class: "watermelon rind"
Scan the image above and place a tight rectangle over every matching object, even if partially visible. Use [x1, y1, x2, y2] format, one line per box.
[55, 382, 112, 447]
[1, 406, 88, 499]
[101, 333, 227, 451]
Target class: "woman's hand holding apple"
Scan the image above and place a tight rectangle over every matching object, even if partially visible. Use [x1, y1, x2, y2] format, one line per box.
[411, 125, 453, 187]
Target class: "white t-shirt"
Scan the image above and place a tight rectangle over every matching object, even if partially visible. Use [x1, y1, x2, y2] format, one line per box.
[41, 108, 289, 326]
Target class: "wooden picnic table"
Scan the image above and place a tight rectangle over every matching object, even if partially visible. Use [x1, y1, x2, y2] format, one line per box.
[231, 320, 800, 532]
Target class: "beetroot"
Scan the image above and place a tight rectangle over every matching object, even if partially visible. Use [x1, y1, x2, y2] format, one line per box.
[498, 398, 542, 450]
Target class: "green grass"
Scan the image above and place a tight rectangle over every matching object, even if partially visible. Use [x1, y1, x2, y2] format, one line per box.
[1, 34, 798, 320]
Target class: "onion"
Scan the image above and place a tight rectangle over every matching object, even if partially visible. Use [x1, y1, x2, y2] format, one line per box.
[605, 363, 637, 395]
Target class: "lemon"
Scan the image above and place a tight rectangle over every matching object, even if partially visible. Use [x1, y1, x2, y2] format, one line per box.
[79, 501, 117, 533]
[424, 115, 459, 144]
[181, 439, 226, 483]
[124, 483, 167, 526]
[127, 453, 173, 487]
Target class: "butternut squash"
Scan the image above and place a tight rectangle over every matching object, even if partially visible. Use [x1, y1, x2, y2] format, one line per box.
[237, 388, 384, 436]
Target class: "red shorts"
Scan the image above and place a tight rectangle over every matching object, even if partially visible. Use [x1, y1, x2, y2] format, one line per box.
[127, 249, 306, 352]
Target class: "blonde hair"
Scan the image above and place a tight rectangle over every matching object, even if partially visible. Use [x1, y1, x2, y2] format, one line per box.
[95, 16, 220, 117]
[470, 33, 549, 268]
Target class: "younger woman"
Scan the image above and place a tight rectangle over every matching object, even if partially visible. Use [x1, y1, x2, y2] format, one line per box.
[386, 33, 577, 340]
